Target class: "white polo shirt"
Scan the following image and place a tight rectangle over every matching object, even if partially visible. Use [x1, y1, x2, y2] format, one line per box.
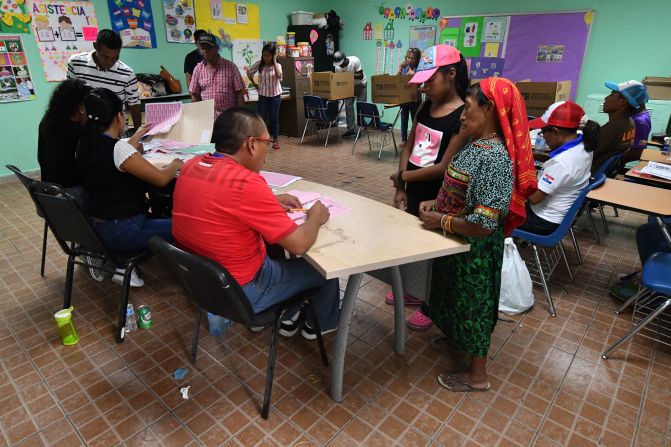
[335, 56, 367, 86]
[531, 138, 593, 224]
[67, 51, 140, 106]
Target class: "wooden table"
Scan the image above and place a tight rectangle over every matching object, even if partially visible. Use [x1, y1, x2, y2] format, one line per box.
[640, 149, 671, 164]
[625, 161, 671, 187]
[276, 180, 470, 402]
[587, 179, 671, 216]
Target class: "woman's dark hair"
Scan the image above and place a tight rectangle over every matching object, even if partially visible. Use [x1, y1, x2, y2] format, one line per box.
[466, 82, 491, 108]
[39, 78, 91, 137]
[437, 54, 469, 101]
[95, 29, 122, 50]
[407, 47, 421, 68]
[259, 43, 276, 69]
[551, 119, 600, 153]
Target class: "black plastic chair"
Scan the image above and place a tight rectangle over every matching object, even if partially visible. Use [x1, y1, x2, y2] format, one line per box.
[6, 164, 49, 276]
[148, 237, 329, 419]
[301, 95, 341, 147]
[352, 102, 398, 159]
[28, 181, 151, 343]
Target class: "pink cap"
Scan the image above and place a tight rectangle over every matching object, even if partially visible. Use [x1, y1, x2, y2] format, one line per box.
[409, 45, 462, 84]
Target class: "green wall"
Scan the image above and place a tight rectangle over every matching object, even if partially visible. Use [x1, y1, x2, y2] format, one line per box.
[0, 0, 320, 175]
[2, 0, 671, 175]
[337, 0, 671, 105]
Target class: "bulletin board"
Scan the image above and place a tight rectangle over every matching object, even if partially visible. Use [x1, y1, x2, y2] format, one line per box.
[193, 0, 259, 46]
[438, 11, 595, 100]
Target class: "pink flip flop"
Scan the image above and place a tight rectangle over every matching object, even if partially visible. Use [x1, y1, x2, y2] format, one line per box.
[407, 310, 433, 331]
[385, 292, 423, 306]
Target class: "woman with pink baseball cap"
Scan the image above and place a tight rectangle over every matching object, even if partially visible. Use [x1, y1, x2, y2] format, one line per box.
[519, 101, 600, 235]
[387, 44, 469, 331]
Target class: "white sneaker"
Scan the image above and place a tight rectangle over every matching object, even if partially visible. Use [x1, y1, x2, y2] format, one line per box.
[85, 255, 106, 282]
[112, 268, 144, 287]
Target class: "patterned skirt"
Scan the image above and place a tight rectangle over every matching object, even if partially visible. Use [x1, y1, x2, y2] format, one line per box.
[427, 227, 505, 358]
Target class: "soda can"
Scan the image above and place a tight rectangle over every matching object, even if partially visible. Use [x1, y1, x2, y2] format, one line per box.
[137, 305, 153, 329]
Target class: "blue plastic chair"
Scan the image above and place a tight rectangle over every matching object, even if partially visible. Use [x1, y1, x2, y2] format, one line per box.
[602, 252, 671, 359]
[352, 102, 397, 160]
[300, 95, 341, 147]
[513, 174, 606, 316]
[590, 152, 625, 234]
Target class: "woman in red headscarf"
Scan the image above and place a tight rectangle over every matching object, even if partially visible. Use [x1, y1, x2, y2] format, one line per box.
[418, 77, 536, 392]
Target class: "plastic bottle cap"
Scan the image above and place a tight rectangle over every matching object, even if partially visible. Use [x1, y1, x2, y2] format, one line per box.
[54, 307, 73, 321]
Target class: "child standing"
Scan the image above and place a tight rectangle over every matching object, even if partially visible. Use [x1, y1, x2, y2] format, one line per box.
[388, 44, 469, 330]
[397, 47, 422, 146]
[247, 43, 283, 150]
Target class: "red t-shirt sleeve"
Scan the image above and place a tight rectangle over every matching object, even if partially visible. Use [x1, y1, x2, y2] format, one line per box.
[237, 176, 298, 244]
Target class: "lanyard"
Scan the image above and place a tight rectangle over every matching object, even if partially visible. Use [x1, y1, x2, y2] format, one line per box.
[549, 134, 583, 158]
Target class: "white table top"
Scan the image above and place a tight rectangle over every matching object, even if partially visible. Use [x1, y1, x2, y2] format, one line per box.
[587, 179, 671, 216]
[277, 180, 470, 279]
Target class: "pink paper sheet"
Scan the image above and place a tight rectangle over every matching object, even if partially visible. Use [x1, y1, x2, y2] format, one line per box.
[285, 191, 350, 224]
[261, 171, 302, 188]
[145, 102, 183, 136]
[160, 140, 195, 149]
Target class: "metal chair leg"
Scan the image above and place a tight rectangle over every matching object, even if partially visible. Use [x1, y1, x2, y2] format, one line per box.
[352, 127, 362, 154]
[603, 298, 671, 359]
[390, 130, 398, 157]
[613, 207, 619, 217]
[558, 242, 574, 283]
[532, 244, 556, 317]
[300, 120, 310, 145]
[615, 288, 652, 314]
[63, 254, 75, 309]
[325, 121, 331, 147]
[569, 227, 583, 265]
[115, 262, 136, 343]
[598, 204, 609, 234]
[587, 206, 600, 243]
[366, 129, 372, 152]
[190, 305, 202, 364]
[262, 315, 282, 419]
[378, 131, 385, 160]
[306, 297, 329, 367]
[40, 221, 48, 277]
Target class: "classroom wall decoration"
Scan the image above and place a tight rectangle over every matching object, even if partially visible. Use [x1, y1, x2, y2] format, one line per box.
[408, 25, 435, 51]
[30, 0, 98, 82]
[375, 3, 440, 22]
[0, 34, 35, 102]
[436, 11, 594, 99]
[193, 0, 259, 44]
[107, 0, 156, 49]
[163, 0, 195, 43]
[231, 39, 260, 88]
[0, 0, 31, 33]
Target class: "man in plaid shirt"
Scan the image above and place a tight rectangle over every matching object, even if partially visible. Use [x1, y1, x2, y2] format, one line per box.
[189, 33, 246, 117]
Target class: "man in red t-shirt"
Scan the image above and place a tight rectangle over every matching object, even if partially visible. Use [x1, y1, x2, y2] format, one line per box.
[172, 107, 339, 338]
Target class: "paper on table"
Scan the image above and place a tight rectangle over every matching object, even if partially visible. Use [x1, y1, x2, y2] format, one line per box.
[640, 161, 671, 181]
[261, 171, 303, 188]
[285, 191, 351, 224]
[145, 102, 183, 135]
[160, 140, 196, 150]
[157, 99, 215, 144]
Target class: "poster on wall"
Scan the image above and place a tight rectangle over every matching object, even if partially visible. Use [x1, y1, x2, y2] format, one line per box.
[107, 0, 156, 49]
[482, 16, 507, 42]
[194, 0, 260, 44]
[408, 25, 435, 51]
[458, 17, 483, 57]
[0, 34, 35, 102]
[163, 0, 195, 43]
[232, 39, 261, 88]
[536, 45, 564, 63]
[440, 27, 459, 47]
[30, 0, 98, 82]
[0, 0, 31, 33]
[468, 57, 504, 80]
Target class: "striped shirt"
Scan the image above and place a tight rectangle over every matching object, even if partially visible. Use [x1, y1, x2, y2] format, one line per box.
[190, 57, 245, 117]
[67, 52, 140, 106]
[248, 61, 283, 98]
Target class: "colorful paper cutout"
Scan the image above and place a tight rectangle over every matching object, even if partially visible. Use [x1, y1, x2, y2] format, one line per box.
[0, 34, 36, 103]
[108, 0, 156, 48]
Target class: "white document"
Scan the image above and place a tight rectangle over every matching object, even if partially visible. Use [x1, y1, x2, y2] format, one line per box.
[641, 161, 671, 181]
[157, 99, 215, 144]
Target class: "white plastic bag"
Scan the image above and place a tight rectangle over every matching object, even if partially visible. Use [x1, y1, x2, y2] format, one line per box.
[499, 238, 534, 315]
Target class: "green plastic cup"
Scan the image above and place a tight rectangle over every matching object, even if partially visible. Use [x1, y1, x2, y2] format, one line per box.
[54, 306, 79, 346]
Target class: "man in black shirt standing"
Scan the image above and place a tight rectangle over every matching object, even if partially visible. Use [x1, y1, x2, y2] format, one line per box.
[184, 29, 206, 89]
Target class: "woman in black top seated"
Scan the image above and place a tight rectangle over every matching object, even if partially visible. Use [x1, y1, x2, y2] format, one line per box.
[38, 79, 91, 206]
[77, 88, 183, 286]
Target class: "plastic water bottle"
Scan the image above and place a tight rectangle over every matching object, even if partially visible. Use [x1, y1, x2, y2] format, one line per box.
[207, 312, 232, 336]
[125, 304, 137, 332]
[535, 134, 546, 151]
[662, 137, 670, 157]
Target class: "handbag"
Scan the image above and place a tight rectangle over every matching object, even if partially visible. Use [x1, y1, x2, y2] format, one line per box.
[159, 65, 182, 94]
[499, 238, 534, 315]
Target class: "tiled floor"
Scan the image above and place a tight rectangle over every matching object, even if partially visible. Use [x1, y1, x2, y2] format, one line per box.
[1, 133, 670, 447]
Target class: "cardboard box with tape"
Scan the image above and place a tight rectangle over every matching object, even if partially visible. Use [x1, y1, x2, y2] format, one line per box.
[516, 81, 571, 118]
[371, 74, 419, 104]
[643, 76, 671, 100]
[310, 72, 354, 100]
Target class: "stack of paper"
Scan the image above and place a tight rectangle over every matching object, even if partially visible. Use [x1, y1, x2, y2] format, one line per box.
[145, 102, 182, 135]
[640, 161, 671, 181]
[261, 171, 302, 188]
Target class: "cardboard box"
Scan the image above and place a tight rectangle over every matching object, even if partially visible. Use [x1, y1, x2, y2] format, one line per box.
[643, 76, 671, 100]
[310, 72, 354, 100]
[371, 75, 418, 104]
[516, 81, 571, 117]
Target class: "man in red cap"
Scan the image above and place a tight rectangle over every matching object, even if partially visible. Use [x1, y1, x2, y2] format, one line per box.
[520, 101, 600, 235]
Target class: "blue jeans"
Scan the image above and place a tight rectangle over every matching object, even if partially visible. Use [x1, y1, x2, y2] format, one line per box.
[242, 256, 340, 330]
[258, 95, 281, 140]
[636, 216, 671, 265]
[93, 213, 173, 252]
[400, 101, 420, 143]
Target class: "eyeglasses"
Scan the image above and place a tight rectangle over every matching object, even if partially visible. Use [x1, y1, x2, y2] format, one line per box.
[246, 136, 274, 146]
